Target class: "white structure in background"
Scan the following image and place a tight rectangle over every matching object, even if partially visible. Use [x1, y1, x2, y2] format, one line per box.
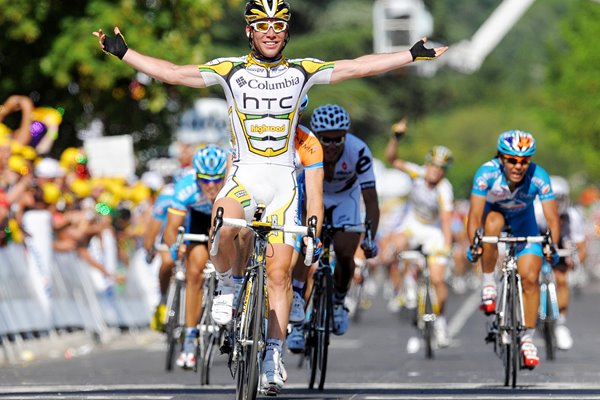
[373, 0, 538, 75]
[84, 135, 136, 178]
[373, 0, 433, 54]
[175, 97, 229, 146]
[443, 0, 536, 73]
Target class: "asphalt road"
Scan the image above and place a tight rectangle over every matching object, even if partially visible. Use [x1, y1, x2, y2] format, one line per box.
[2, 271, 600, 400]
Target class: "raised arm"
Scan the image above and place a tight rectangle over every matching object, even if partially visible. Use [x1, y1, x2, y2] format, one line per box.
[330, 38, 447, 83]
[92, 27, 207, 88]
[385, 117, 408, 171]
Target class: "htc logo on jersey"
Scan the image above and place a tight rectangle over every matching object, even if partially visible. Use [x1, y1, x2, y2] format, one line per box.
[243, 93, 294, 110]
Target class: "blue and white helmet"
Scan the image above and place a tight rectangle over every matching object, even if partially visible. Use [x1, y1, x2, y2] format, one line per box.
[310, 104, 351, 133]
[193, 144, 227, 180]
[497, 130, 536, 157]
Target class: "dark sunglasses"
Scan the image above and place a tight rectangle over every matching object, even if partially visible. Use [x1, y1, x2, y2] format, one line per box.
[503, 155, 531, 165]
[318, 136, 345, 147]
[197, 174, 225, 185]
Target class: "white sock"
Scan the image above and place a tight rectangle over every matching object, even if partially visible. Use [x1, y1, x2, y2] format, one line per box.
[482, 272, 495, 286]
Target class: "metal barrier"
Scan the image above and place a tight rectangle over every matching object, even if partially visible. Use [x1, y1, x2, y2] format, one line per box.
[0, 221, 158, 364]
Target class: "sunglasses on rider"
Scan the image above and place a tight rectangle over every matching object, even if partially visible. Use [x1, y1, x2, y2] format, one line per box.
[197, 174, 225, 185]
[318, 136, 345, 147]
[250, 20, 288, 33]
[503, 155, 531, 165]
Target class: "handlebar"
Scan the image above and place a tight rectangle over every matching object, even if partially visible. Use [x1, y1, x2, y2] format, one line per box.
[209, 206, 314, 266]
[470, 227, 555, 262]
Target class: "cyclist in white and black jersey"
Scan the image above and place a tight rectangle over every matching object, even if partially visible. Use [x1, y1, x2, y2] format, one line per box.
[384, 118, 454, 351]
[93, 0, 446, 393]
[534, 175, 587, 351]
[308, 104, 380, 337]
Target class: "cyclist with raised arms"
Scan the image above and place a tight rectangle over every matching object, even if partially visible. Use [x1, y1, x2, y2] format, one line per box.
[466, 130, 560, 369]
[93, 0, 445, 393]
[162, 145, 227, 370]
[384, 119, 455, 352]
[534, 175, 586, 350]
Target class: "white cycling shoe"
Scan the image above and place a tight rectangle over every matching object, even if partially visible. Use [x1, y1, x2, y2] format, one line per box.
[555, 324, 573, 350]
[260, 349, 285, 395]
[212, 280, 234, 325]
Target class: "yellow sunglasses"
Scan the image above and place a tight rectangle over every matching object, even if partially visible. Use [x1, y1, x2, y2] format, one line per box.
[250, 20, 288, 33]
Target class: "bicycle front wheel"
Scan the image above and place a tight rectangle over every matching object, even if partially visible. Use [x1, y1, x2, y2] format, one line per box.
[308, 270, 332, 391]
[235, 272, 264, 400]
[508, 273, 519, 388]
[165, 280, 184, 372]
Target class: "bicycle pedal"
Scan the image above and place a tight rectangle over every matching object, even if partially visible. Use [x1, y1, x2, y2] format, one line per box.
[484, 332, 495, 343]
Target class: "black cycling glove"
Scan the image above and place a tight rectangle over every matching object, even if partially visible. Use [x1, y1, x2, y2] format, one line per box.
[103, 32, 128, 59]
[409, 39, 436, 61]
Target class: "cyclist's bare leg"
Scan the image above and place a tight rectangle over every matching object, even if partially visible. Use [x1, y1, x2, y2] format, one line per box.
[429, 262, 447, 313]
[185, 244, 207, 327]
[266, 243, 295, 339]
[332, 232, 361, 293]
[158, 254, 174, 299]
[210, 197, 250, 277]
[517, 254, 542, 328]
[481, 211, 504, 274]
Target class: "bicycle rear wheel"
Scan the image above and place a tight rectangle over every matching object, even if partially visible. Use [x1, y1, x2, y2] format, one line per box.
[235, 271, 264, 400]
[165, 280, 184, 372]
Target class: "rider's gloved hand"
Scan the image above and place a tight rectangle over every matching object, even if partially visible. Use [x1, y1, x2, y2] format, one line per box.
[145, 248, 155, 264]
[466, 245, 480, 263]
[170, 243, 179, 261]
[303, 237, 322, 264]
[103, 31, 128, 59]
[545, 243, 560, 266]
[361, 239, 378, 259]
[409, 39, 436, 61]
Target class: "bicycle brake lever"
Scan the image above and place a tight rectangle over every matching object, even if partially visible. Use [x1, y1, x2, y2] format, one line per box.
[210, 207, 224, 257]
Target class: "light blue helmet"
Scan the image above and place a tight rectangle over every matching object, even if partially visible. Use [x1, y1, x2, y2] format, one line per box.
[193, 144, 227, 180]
[497, 130, 536, 157]
[310, 104, 351, 133]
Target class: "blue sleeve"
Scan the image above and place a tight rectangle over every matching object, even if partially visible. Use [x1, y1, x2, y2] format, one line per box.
[532, 164, 555, 201]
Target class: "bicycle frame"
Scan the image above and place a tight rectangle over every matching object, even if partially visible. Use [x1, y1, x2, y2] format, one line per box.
[398, 249, 441, 359]
[210, 207, 313, 400]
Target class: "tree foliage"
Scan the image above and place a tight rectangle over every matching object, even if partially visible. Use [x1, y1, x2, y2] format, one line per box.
[0, 0, 598, 192]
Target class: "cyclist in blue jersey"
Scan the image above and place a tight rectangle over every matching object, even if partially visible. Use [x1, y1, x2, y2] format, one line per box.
[466, 130, 560, 369]
[93, 1, 445, 393]
[163, 145, 228, 370]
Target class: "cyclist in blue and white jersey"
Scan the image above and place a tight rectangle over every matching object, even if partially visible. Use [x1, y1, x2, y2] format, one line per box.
[466, 130, 560, 369]
[534, 175, 587, 351]
[94, 1, 445, 392]
[163, 145, 228, 370]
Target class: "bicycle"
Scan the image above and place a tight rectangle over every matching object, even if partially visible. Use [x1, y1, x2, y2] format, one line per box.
[161, 227, 209, 372]
[303, 221, 369, 391]
[345, 222, 375, 323]
[210, 206, 315, 400]
[398, 247, 442, 359]
[472, 228, 552, 388]
[538, 247, 576, 361]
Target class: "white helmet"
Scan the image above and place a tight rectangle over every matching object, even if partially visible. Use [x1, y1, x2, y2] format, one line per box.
[550, 175, 570, 214]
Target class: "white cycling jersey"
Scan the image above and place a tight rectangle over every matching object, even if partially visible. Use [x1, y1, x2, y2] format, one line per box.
[199, 53, 333, 168]
[199, 53, 333, 245]
[323, 133, 376, 227]
[403, 162, 454, 225]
